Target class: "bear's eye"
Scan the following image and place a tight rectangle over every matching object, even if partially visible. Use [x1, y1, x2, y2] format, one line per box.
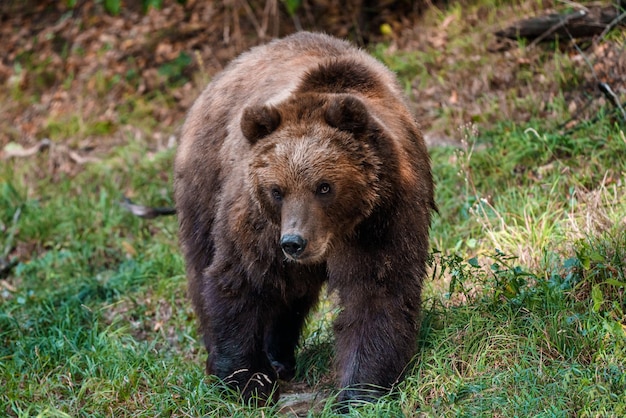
[316, 183, 331, 195]
[270, 187, 283, 201]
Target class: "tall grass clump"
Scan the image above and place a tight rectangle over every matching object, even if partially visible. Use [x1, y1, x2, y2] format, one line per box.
[417, 116, 626, 415]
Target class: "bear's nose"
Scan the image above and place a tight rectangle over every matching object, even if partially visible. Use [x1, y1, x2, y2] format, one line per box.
[280, 234, 307, 258]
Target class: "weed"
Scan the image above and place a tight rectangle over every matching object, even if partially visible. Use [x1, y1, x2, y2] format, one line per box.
[158, 52, 193, 86]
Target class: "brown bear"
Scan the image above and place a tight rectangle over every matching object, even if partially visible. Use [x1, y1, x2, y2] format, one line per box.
[174, 32, 435, 407]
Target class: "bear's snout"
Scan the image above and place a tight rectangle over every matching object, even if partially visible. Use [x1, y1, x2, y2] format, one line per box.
[280, 234, 307, 259]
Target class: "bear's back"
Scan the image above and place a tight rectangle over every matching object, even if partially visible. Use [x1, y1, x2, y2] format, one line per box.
[210, 32, 395, 106]
[176, 33, 408, 167]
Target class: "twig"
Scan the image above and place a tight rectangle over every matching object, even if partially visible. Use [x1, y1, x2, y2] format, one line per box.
[240, 0, 265, 39]
[558, 25, 625, 132]
[599, 82, 626, 123]
[120, 196, 176, 219]
[2, 138, 51, 159]
[261, 0, 280, 39]
[598, 9, 626, 41]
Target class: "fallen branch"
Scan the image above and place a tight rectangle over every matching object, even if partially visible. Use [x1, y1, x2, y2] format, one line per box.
[120, 196, 176, 219]
[495, 3, 626, 42]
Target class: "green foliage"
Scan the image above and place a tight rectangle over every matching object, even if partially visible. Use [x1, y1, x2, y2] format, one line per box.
[282, 0, 302, 16]
[143, 0, 164, 12]
[102, 0, 121, 15]
[158, 52, 193, 85]
[417, 100, 625, 415]
[371, 44, 435, 93]
[424, 243, 626, 415]
[91, 0, 174, 15]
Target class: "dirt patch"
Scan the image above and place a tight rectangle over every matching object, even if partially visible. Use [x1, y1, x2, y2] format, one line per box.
[278, 382, 332, 417]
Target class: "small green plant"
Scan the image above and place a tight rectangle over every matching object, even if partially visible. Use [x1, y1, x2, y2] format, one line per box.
[158, 52, 193, 86]
[282, 0, 302, 16]
[87, 0, 180, 15]
[102, 0, 121, 15]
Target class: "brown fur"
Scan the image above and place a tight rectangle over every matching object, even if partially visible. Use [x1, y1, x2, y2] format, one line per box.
[174, 32, 435, 406]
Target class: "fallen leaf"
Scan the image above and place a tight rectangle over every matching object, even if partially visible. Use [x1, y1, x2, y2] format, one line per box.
[121, 241, 137, 257]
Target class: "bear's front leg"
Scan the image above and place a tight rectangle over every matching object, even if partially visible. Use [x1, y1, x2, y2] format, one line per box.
[264, 290, 322, 381]
[333, 282, 421, 407]
[202, 275, 280, 404]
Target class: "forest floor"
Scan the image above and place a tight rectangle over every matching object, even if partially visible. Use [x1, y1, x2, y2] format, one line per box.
[2, 0, 624, 166]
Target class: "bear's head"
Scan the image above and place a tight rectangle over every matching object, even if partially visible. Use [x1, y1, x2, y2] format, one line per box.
[243, 94, 387, 264]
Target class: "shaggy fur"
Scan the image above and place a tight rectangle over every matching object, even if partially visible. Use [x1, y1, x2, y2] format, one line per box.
[174, 32, 435, 405]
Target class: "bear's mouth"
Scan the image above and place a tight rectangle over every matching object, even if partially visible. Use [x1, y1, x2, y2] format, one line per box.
[282, 249, 324, 264]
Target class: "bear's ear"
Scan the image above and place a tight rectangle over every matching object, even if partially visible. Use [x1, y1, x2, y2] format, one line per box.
[324, 95, 369, 136]
[241, 104, 281, 144]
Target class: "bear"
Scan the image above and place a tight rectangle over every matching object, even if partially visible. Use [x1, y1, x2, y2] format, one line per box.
[174, 32, 435, 407]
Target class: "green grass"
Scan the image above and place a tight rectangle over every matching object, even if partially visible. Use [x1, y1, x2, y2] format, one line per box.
[2, 1, 626, 416]
[2, 117, 625, 417]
